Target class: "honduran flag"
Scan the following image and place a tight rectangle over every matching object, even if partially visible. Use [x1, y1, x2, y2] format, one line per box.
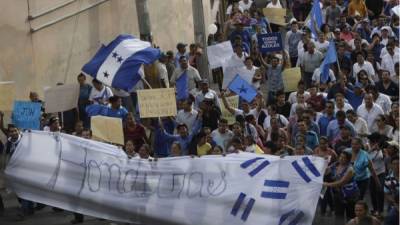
[82, 34, 160, 91]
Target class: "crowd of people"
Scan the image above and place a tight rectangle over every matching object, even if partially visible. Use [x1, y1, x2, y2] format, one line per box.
[0, 0, 399, 224]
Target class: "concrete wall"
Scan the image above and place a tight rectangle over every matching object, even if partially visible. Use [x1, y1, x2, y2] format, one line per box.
[0, 0, 212, 100]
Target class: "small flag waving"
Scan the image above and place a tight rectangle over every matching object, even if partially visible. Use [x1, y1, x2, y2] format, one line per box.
[308, 0, 323, 39]
[82, 35, 160, 91]
[228, 75, 257, 103]
[319, 41, 337, 83]
[176, 72, 189, 100]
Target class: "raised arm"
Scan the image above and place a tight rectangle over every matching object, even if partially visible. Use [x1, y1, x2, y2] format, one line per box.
[324, 168, 354, 187]
[221, 90, 236, 115]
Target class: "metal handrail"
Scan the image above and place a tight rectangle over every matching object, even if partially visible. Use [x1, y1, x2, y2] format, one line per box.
[28, 0, 76, 20]
[30, 0, 110, 33]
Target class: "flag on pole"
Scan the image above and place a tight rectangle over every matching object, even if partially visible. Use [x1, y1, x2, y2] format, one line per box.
[82, 34, 160, 91]
[308, 0, 323, 39]
[228, 74, 257, 103]
[176, 72, 189, 100]
[319, 41, 337, 83]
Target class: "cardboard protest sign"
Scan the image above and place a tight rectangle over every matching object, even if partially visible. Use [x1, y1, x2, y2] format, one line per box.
[257, 33, 283, 53]
[219, 95, 239, 125]
[0, 81, 15, 111]
[222, 55, 254, 89]
[137, 88, 177, 118]
[262, 8, 287, 26]
[44, 83, 79, 113]
[282, 67, 301, 92]
[207, 41, 234, 69]
[91, 116, 124, 145]
[12, 101, 41, 130]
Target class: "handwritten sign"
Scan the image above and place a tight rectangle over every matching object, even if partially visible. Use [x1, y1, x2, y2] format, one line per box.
[263, 8, 287, 26]
[282, 67, 301, 92]
[257, 33, 283, 53]
[44, 83, 79, 113]
[219, 95, 239, 125]
[91, 116, 124, 145]
[137, 88, 177, 118]
[12, 101, 41, 130]
[207, 41, 234, 69]
[0, 81, 15, 111]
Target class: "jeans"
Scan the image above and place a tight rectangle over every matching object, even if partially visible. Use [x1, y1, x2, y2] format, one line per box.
[290, 57, 298, 68]
[370, 174, 385, 213]
[267, 91, 277, 105]
[302, 72, 314, 89]
[384, 206, 399, 225]
[333, 192, 356, 220]
[356, 178, 370, 200]
[18, 198, 34, 215]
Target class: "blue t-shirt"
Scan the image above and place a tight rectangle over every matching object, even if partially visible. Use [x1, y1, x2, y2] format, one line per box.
[318, 114, 335, 136]
[347, 149, 370, 181]
[345, 89, 364, 110]
[105, 106, 128, 120]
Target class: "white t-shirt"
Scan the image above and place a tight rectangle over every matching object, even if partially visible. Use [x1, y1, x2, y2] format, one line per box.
[334, 103, 353, 114]
[233, 108, 257, 117]
[266, 1, 282, 8]
[352, 61, 377, 83]
[288, 91, 311, 104]
[381, 53, 399, 77]
[176, 109, 198, 131]
[89, 86, 113, 104]
[357, 103, 384, 131]
[312, 68, 336, 84]
[239, 0, 253, 11]
[262, 114, 289, 130]
[211, 130, 234, 152]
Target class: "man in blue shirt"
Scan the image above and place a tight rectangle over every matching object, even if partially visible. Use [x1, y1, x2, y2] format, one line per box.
[104, 96, 128, 120]
[158, 112, 203, 155]
[318, 100, 336, 136]
[345, 83, 364, 110]
[295, 120, 319, 150]
[77, 73, 92, 128]
[327, 110, 355, 144]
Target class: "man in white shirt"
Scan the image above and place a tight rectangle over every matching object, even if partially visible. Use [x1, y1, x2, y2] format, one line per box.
[176, 98, 198, 131]
[157, 54, 170, 88]
[312, 67, 336, 86]
[288, 80, 310, 104]
[89, 79, 113, 105]
[239, 0, 253, 11]
[366, 85, 392, 114]
[346, 109, 369, 144]
[211, 119, 234, 153]
[194, 79, 220, 110]
[352, 51, 377, 83]
[170, 56, 201, 95]
[381, 42, 399, 77]
[357, 93, 384, 131]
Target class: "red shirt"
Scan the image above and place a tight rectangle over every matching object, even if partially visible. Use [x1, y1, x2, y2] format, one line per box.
[124, 124, 146, 150]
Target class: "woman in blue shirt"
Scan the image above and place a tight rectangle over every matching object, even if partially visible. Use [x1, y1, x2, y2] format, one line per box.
[346, 137, 381, 200]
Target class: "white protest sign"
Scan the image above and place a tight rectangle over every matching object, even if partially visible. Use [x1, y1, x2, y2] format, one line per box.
[207, 41, 234, 69]
[6, 131, 326, 225]
[44, 83, 79, 113]
[222, 55, 254, 89]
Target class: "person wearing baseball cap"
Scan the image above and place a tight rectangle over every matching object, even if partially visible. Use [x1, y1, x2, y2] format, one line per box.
[174, 42, 188, 69]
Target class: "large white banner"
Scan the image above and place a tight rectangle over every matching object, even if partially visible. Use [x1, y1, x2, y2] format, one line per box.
[5, 131, 327, 225]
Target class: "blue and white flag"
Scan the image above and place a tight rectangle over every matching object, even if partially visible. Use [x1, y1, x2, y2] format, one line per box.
[228, 74, 257, 103]
[82, 34, 160, 91]
[319, 41, 337, 83]
[308, 0, 323, 39]
[176, 72, 189, 100]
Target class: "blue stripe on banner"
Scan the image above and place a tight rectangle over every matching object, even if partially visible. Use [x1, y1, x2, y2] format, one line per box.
[248, 160, 270, 177]
[279, 210, 295, 225]
[292, 161, 311, 183]
[241, 198, 255, 221]
[302, 157, 321, 178]
[264, 180, 290, 188]
[288, 211, 304, 225]
[231, 192, 246, 216]
[240, 157, 264, 169]
[260, 192, 287, 199]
